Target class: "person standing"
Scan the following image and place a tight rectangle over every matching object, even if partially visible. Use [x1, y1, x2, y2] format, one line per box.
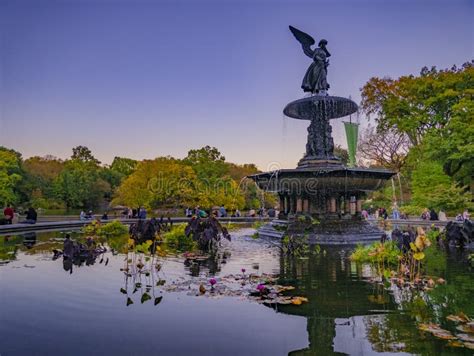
[4, 204, 14, 224]
[392, 202, 400, 220]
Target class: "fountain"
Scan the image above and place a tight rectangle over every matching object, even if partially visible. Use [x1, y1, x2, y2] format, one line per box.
[248, 26, 395, 244]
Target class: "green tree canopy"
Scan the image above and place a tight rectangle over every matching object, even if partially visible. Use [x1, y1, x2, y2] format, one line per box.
[361, 62, 473, 146]
[183, 146, 228, 179]
[71, 145, 100, 165]
[0, 147, 23, 206]
[410, 161, 472, 214]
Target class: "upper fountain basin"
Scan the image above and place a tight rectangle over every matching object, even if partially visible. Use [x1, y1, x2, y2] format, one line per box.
[283, 95, 358, 120]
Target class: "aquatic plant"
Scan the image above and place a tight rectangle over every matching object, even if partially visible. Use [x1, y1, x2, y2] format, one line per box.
[252, 220, 266, 230]
[350, 241, 401, 266]
[120, 237, 165, 307]
[163, 224, 196, 250]
[209, 278, 217, 289]
[184, 216, 231, 252]
[281, 234, 310, 257]
[82, 220, 128, 236]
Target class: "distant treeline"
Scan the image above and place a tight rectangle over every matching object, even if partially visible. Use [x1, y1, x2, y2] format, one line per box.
[0, 145, 276, 212]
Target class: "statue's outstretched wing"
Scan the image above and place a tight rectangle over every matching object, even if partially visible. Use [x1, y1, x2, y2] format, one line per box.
[289, 25, 315, 58]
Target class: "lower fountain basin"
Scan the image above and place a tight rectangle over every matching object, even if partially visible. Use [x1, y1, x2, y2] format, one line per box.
[249, 166, 395, 195]
[257, 219, 384, 245]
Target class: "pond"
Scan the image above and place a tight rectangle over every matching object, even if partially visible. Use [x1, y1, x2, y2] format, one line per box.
[0, 228, 473, 355]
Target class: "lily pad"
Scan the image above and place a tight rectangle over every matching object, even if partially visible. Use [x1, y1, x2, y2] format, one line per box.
[447, 313, 471, 323]
[464, 342, 474, 350]
[154, 296, 163, 306]
[457, 334, 474, 343]
[418, 323, 442, 333]
[447, 340, 464, 348]
[456, 324, 474, 333]
[126, 297, 133, 306]
[141, 293, 152, 303]
[432, 331, 456, 340]
[291, 298, 302, 305]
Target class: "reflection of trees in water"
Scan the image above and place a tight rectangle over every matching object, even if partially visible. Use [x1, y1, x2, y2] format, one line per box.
[360, 250, 474, 355]
[0, 235, 20, 263]
[1, 232, 39, 263]
[278, 247, 397, 355]
[364, 314, 409, 353]
[22, 232, 37, 249]
[184, 250, 231, 276]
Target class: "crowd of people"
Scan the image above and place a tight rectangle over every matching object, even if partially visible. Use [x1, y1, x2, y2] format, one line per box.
[361, 203, 471, 223]
[4, 201, 468, 225]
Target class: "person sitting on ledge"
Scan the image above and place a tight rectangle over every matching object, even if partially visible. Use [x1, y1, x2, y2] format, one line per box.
[23, 207, 37, 224]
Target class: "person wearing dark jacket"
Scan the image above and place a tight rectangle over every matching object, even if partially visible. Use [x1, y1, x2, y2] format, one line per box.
[429, 208, 439, 221]
[24, 207, 37, 224]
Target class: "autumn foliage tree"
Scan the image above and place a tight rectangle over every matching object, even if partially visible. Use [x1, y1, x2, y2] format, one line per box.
[360, 62, 473, 211]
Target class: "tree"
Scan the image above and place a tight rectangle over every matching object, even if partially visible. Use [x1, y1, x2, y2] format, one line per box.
[358, 126, 411, 171]
[361, 62, 474, 146]
[113, 157, 198, 208]
[71, 145, 100, 165]
[183, 146, 228, 179]
[20, 156, 65, 208]
[54, 159, 110, 209]
[110, 157, 138, 177]
[422, 97, 474, 187]
[361, 62, 473, 197]
[0, 147, 23, 206]
[334, 145, 349, 166]
[410, 161, 472, 214]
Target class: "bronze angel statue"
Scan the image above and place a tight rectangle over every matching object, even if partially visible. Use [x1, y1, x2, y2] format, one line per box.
[289, 26, 330, 94]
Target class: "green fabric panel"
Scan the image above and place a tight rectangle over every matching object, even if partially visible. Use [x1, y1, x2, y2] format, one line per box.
[344, 122, 359, 167]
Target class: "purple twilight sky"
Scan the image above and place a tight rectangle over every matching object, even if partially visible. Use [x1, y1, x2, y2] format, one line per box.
[1, 0, 473, 170]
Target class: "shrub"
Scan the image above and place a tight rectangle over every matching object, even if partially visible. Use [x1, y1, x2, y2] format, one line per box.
[162, 224, 196, 250]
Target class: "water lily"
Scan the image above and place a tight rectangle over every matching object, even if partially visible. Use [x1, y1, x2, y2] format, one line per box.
[241, 268, 246, 273]
[256, 283, 266, 292]
[209, 278, 217, 289]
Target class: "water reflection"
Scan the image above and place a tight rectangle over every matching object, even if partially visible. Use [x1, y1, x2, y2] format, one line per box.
[1, 229, 473, 355]
[278, 246, 473, 355]
[22, 232, 37, 249]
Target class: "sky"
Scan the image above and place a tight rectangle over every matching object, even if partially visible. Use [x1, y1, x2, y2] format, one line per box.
[1, 0, 473, 170]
